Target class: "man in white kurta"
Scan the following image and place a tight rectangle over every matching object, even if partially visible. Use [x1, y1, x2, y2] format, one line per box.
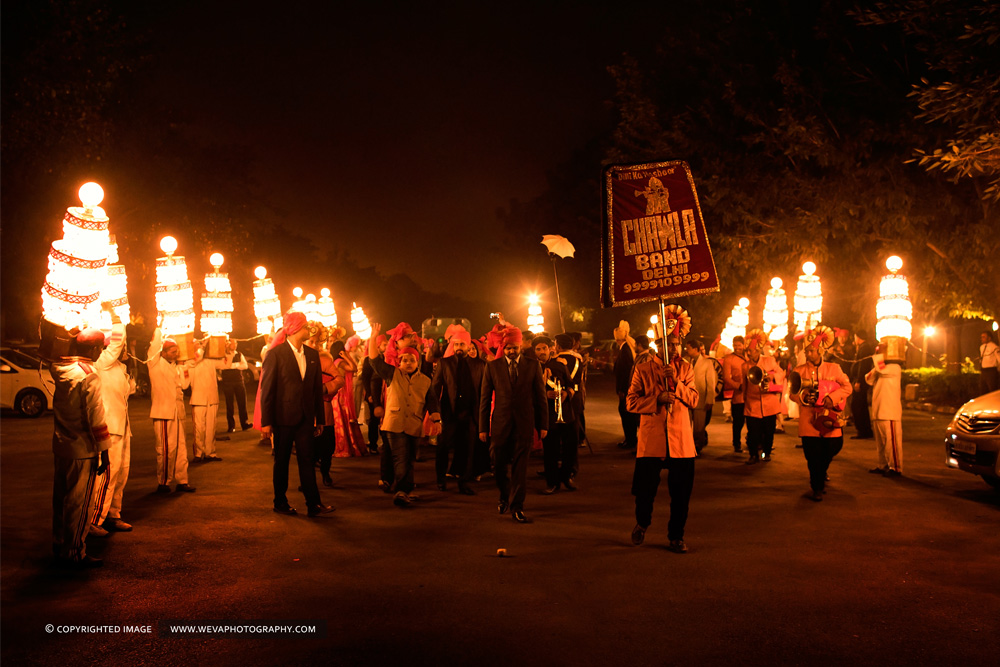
[148, 329, 195, 493]
[90, 311, 135, 535]
[189, 340, 234, 462]
[685, 340, 717, 453]
[865, 357, 903, 476]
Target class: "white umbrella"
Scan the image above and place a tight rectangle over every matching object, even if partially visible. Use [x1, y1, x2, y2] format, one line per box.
[541, 235, 575, 332]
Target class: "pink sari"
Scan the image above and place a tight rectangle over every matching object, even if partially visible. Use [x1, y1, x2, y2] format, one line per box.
[333, 362, 366, 457]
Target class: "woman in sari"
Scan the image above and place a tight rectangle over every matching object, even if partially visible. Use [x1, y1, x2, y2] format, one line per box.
[330, 340, 367, 457]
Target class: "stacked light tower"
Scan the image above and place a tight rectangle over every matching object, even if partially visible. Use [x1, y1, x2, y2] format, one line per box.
[155, 236, 196, 360]
[875, 255, 912, 363]
[351, 302, 372, 340]
[317, 288, 338, 328]
[252, 266, 283, 335]
[41, 183, 111, 346]
[200, 252, 233, 357]
[526, 294, 545, 334]
[99, 234, 130, 334]
[793, 261, 823, 333]
[720, 297, 750, 351]
[291, 287, 309, 314]
[762, 277, 789, 349]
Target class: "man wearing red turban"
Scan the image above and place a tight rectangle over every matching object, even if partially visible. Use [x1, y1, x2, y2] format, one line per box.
[479, 325, 548, 523]
[259, 311, 334, 517]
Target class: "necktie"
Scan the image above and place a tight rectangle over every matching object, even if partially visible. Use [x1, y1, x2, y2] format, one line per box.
[509, 359, 518, 386]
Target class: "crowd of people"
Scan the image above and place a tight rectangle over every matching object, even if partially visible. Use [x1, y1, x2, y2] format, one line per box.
[47, 299, 1000, 569]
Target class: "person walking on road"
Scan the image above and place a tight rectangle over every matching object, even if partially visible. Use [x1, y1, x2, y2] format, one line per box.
[147, 328, 195, 494]
[866, 348, 904, 477]
[626, 305, 698, 554]
[686, 339, 717, 453]
[613, 321, 639, 451]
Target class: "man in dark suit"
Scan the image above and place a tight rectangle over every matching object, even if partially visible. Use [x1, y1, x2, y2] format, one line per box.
[850, 330, 875, 440]
[479, 326, 548, 523]
[432, 328, 485, 495]
[259, 312, 334, 517]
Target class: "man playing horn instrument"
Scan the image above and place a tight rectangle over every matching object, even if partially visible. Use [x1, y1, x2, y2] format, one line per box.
[739, 329, 785, 464]
[789, 325, 852, 501]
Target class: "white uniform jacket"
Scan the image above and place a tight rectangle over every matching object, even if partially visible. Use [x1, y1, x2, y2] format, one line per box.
[147, 328, 191, 420]
[94, 321, 134, 437]
[866, 363, 902, 421]
[50, 360, 113, 459]
[188, 350, 234, 406]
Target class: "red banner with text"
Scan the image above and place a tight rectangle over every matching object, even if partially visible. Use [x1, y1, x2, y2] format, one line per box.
[601, 161, 720, 307]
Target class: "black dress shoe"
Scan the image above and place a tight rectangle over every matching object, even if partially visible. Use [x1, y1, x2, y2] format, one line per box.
[322, 476, 334, 488]
[542, 485, 558, 495]
[227, 427, 236, 433]
[562, 478, 577, 491]
[307, 504, 335, 517]
[458, 484, 475, 496]
[631, 524, 646, 546]
[498, 500, 509, 515]
[273, 506, 297, 515]
[241, 423, 252, 431]
[511, 510, 529, 523]
[156, 484, 172, 494]
[175, 484, 196, 493]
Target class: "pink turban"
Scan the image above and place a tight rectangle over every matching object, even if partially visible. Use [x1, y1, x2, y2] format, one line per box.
[345, 335, 361, 352]
[268, 311, 307, 351]
[443, 328, 472, 358]
[385, 322, 416, 367]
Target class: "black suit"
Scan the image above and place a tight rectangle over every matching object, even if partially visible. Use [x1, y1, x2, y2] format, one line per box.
[613, 342, 639, 448]
[432, 354, 486, 485]
[851, 341, 875, 438]
[259, 342, 325, 510]
[479, 355, 548, 511]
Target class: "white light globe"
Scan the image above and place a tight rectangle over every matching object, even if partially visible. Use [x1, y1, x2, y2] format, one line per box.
[886, 255, 903, 272]
[254, 266, 267, 280]
[293, 287, 303, 298]
[209, 252, 224, 268]
[802, 261, 816, 276]
[160, 236, 178, 255]
[770, 277, 783, 289]
[321, 287, 331, 298]
[79, 182, 104, 207]
[923, 325, 936, 337]
[650, 314, 658, 325]
[739, 297, 750, 308]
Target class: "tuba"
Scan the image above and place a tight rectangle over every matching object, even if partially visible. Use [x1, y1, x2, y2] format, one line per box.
[747, 365, 770, 392]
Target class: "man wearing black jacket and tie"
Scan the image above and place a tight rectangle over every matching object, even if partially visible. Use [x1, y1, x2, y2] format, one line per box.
[259, 312, 333, 517]
[479, 325, 548, 523]
[432, 328, 485, 495]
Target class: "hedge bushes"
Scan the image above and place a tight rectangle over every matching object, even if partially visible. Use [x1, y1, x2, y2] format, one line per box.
[901, 368, 982, 407]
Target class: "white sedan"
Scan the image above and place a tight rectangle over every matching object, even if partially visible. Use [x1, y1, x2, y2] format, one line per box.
[0, 347, 55, 417]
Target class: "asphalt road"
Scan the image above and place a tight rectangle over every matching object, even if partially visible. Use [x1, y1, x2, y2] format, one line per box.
[2, 373, 998, 666]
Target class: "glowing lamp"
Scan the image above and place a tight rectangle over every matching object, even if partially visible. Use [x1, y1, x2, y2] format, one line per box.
[876, 255, 911, 361]
[252, 267, 283, 335]
[794, 261, 823, 333]
[293, 287, 303, 298]
[526, 294, 544, 334]
[99, 235, 130, 333]
[350, 303, 372, 340]
[209, 252, 224, 269]
[79, 182, 104, 208]
[720, 298, 751, 351]
[317, 288, 338, 327]
[200, 251, 233, 337]
[763, 277, 789, 345]
[160, 236, 178, 256]
[993, 321, 999, 332]
[923, 326, 936, 337]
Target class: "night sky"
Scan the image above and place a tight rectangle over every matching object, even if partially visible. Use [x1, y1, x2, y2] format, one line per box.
[131, 1, 669, 297]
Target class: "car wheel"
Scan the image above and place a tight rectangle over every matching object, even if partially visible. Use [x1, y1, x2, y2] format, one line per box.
[982, 475, 1000, 491]
[16, 388, 46, 418]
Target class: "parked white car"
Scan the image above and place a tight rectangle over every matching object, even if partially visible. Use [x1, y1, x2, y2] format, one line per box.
[0, 347, 55, 417]
[945, 390, 1000, 491]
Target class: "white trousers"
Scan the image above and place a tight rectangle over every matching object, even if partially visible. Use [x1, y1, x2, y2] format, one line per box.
[90, 432, 130, 525]
[873, 419, 903, 472]
[53, 456, 99, 560]
[192, 404, 219, 458]
[153, 415, 189, 485]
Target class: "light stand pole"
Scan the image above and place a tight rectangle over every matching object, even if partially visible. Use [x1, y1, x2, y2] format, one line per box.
[550, 253, 565, 333]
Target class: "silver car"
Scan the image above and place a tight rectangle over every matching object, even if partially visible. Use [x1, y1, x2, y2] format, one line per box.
[945, 390, 1000, 490]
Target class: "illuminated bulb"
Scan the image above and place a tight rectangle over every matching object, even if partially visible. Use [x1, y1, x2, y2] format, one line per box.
[802, 261, 816, 276]
[528, 293, 539, 305]
[770, 277, 782, 290]
[79, 182, 104, 208]
[886, 256, 903, 273]
[321, 287, 331, 298]
[923, 326, 936, 337]
[993, 321, 998, 332]
[739, 297, 750, 308]
[160, 236, 178, 256]
[646, 328, 656, 340]
[254, 266, 267, 280]
[209, 252, 224, 268]
[650, 314, 659, 325]
[293, 287, 303, 298]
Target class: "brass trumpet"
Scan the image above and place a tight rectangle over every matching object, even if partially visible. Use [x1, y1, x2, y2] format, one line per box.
[544, 369, 565, 424]
[789, 369, 820, 406]
[746, 365, 770, 392]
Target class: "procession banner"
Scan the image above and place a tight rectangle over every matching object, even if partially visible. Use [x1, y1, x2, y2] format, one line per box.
[601, 160, 720, 307]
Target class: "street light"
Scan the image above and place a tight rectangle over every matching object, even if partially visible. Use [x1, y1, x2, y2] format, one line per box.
[922, 325, 936, 367]
[526, 293, 544, 334]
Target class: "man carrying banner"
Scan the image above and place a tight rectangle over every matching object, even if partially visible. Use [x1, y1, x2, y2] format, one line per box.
[626, 305, 698, 554]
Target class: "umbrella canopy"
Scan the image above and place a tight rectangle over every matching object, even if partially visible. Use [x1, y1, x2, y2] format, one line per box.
[541, 235, 575, 259]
